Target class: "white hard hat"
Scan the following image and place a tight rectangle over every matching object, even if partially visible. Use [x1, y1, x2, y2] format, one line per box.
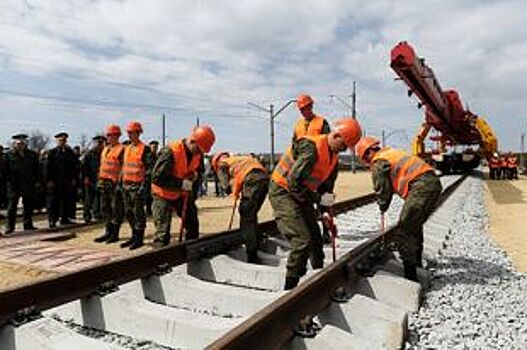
[493, 152, 498, 157]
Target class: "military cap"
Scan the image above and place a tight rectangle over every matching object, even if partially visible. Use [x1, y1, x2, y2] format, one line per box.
[92, 135, 107, 141]
[149, 140, 159, 145]
[54, 132, 69, 138]
[11, 133, 28, 140]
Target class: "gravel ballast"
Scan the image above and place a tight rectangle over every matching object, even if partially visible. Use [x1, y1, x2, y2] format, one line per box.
[406, 176, 527, 349]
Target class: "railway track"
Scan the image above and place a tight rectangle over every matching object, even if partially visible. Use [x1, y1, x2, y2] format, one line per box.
[0, 174, 467, 350]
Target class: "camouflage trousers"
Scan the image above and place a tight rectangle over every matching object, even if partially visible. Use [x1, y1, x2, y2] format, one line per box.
[268, 181, 324, 278]
[152, 194, 199, 242]
[98, 181, 124, 226]
[395, 172, 442, 265]
[238, 174, 269, 254]
[123, 185, 147, 231]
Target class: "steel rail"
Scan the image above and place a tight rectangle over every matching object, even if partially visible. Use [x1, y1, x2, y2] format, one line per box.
[0, 193, 378, 326]
[207, 174, 467, 350]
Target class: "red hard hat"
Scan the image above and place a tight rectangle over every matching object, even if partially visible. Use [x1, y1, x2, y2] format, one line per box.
[190, 125, 216, 153]
[333, 118, 362, 148]
[126, 121, 143, 133]
[106, 124, 122, 136]
[211, 152, 230, 172]
[297, 94, 314, 109]
[356, 136, 381, 162]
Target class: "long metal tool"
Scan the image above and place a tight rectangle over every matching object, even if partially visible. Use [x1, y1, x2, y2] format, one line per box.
[178, 192, 189, 242]
[227, 196, 239, 231]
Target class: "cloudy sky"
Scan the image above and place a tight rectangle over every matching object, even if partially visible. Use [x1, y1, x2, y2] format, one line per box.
[0, 0, 526, 152]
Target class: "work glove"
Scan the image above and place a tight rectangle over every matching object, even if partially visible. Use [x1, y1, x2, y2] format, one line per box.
[182, 179, 193, 192]
[320, 192, 335, 207]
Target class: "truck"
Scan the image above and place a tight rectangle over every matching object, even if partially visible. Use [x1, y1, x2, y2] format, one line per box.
[390, 41, 497, 173]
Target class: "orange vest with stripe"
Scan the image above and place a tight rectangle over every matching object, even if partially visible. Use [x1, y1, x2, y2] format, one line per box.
[372, 148, 433, 199]
[123, 142, 146, 183]
[272, 135, 338, 192]
[219, 156, 267, 197]
[151, 140, 201, 200]
[99, 144, 124, 183]
[507, 156, 518, 168]
[293, 115, 325, 141]
[489, 157, 500, 169]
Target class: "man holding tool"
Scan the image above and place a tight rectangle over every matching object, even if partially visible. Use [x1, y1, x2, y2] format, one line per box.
[355, 136, 442, 281]
[151, 125, 215, 247]
[211, 152, 269, 263]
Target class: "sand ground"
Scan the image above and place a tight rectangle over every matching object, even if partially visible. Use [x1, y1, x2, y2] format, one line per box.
[0, 170, 373, 290]
[484, 171, 527, 273]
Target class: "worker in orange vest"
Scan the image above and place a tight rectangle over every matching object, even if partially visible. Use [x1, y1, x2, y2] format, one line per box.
[356, 136, 442, 281]
[294, 94, 332, 244]
[507, 152, 518, 180]
[488, 152, 500, 180]
[269, 118, 362, 290]
[499, 153, 508, 180]
[94, 124, 125, 244]
[292, 94, 330, 153]
[211, 152, 269, 263]
[119, 121, 154, 250]
[151, 125, 215, 247]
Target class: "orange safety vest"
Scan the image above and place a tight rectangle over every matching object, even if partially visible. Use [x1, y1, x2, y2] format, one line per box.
[372, 148, 433, 199]
[489, 157, 500, 169]
[272, 135, 338, 191]
[293, 115, 326, 141]
[99, 144, 124, 183]
[151, 140, 201, 200]
[219, 156, 267, 197]
[123, 142, 146, 183]
[507, 157, 518, 168]
[500, 158, 507, 168]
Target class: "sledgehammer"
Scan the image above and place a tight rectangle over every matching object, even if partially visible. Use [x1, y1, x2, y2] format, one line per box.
[322, 211, 338, 262]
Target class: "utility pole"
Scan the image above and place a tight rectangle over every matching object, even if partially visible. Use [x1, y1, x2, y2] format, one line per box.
[248, 99, 296, 170]
[521, 133, 525, 170]
[351, 81, 356, 119]
[382, 129, 386, 148]
[196, 116, 200, 126]
[331, 81, 358, 172]
[162, 114, 166, 147]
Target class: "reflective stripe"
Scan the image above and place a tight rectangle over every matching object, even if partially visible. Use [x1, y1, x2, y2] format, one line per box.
[221, 156, 267, 197]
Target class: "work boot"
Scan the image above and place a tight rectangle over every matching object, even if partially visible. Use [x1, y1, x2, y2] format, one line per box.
[60, 219, 76, 226]
[129, 229, 145, 250]
[49, 220, 56, 229]
[284, 276, 300, 290]
[152, 236, 170, 248]
[3, 226, 14, 235]
[105, 224, 120, 244]
[246, 250, 261, 264]
[403, 261, 418, 282]
[23, 224, 37, 231]
[120, 229, 136, 248]
[94, 224, 112, 243]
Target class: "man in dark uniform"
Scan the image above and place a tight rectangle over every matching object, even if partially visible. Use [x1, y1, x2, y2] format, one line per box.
[3, 134, 41, 234]
[81, 135, 105, 222]
[0, 145, 6, 211]
[145, 140, 159, 216]
[45, 132, 79, 228]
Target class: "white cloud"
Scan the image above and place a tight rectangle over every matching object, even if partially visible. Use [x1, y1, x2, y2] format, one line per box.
[0, 0, 526, 151]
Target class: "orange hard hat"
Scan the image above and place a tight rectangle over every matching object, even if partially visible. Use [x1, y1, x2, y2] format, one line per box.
[211, 152, 230, 172]
[126, 121, 143, 133]
[333, 118, 362, 148]
[297, 94, 314, 109]
[190, 124, 216, 153]
[105, 124, 122, 136]
[356, 136, 381, 162]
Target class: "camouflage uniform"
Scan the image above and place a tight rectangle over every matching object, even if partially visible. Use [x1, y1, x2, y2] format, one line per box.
[373, 160, 442, 269]
[122, 145, 153, 232]
[97, 150, 124, 231]
[151, 144, 201, 244]
[217, 165, 269, 261]
[269, 138, 338, 280]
